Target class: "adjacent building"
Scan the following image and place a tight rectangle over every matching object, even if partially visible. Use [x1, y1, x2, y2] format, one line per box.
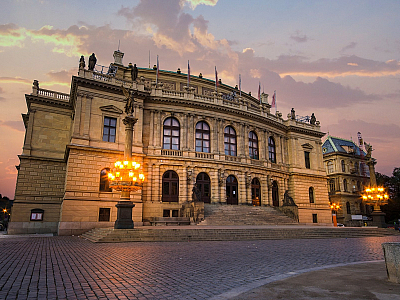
[9, 50, 332, 235]
[322, 135, 370, 226]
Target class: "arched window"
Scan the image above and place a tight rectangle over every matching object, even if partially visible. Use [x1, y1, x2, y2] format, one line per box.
[163, 117, 180, 150]
[346, 202, 351, 214]
[357, 181, 361, 192]
[195, 121, 210, 153]
[329, 179, 335, 193]
[341, 160, 346, 172]
[249, 131, 259, 159]
[343, 179, 348, 192]
[99, 168, 112, 192]
[162, 170, 179, 202]
[268, 137, 276, 163]
[327, 161, 334, 173]
[309, 187, 314, 204]
[224, 126, 237, 156]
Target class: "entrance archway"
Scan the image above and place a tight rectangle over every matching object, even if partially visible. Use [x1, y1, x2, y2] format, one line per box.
[226, 175, 238, 205]
[272, 180, 279, 207]
[196, 172, 211, 203]
[251, 178, 261, 206]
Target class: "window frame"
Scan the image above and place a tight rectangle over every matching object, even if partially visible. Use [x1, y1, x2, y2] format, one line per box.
[98, 207, 111, 222]
[195, 121, 210, 153]
[103, 116, 117, 143]
[99, 168, 112, 192]
[309, 187, 315, 204]
[248, 131, 259, 160]
[304, 151, 311, 169]
[224, 126, 237, 156]
[163, 117, 180, 150]
[268, 136, 276, 163]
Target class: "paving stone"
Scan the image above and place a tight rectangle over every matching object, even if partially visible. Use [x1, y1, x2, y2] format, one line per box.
[0, 235, 400, 299]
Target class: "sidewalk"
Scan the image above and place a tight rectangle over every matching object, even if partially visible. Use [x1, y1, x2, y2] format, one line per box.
[229, 261, 400, 300]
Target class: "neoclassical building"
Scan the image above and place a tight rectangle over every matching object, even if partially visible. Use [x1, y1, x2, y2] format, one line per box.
[322, 135, 370, 226]
[9, 50, 332, 235]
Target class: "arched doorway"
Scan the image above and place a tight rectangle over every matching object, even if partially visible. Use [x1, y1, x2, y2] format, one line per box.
[272, 181, 279, 207]
[226, 175, 238, 205]
[196, 172, 211, 203]
[251, 178, 261, 206]
[162, 170, 179, 202]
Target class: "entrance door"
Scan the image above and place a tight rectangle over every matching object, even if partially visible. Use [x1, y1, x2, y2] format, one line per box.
[226, 175, 238, 205]
[272, 181, 279, 207]
[196, 172, 211, 203]
[251, 178, 261, 206]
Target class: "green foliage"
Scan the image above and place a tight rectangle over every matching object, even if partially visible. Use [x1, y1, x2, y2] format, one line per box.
[379, 167, 400, 223]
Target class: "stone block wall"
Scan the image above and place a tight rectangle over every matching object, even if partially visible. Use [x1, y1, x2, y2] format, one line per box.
[8, 157, 66, 234]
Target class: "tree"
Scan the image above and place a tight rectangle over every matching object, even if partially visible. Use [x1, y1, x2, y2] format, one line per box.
[378, 168, 400, 223]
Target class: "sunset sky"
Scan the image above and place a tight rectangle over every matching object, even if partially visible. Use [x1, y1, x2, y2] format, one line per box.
[1, 0, 399, 198]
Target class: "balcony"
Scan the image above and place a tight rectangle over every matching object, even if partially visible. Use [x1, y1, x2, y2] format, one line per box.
[161, 149, 183, 156]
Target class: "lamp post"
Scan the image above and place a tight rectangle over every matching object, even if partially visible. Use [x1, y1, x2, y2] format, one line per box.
[330, 203, 340, 227]
[361, 144, 389, 228]
[108, 87, 145, 229]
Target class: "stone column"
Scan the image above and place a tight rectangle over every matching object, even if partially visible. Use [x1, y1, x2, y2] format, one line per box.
[114, 115, 137, 230]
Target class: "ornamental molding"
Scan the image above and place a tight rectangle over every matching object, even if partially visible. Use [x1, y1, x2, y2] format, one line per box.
[99, 105, 123, 114]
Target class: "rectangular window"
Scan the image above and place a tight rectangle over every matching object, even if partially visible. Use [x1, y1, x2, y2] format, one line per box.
[98, 208, 111, 222]
[305, 151, 310, 169]
[103, 117, 117, 142]
[312, 214, 318, 223]
[30, 212, 43, 221]
[172, 210, 179, 217]
[163, 210, 170, 217]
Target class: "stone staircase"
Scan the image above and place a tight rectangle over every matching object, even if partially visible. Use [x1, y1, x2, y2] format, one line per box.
[80, 226, 399, 243]
[198, 204, 297, 225]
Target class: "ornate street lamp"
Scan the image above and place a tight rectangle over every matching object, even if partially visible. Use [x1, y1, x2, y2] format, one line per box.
[361, 143, 389, 227]
[108, 86, 145, 229]
[330, 203, 340, 227]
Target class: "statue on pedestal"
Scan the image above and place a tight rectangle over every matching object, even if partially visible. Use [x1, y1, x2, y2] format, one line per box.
[310, 113, 316, 125]
[121, 85, 135, 115]
[88, 53, 97, 71]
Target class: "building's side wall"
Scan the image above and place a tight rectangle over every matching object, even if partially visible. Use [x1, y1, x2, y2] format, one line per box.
[8, 157, 66, 234]
[9, 99, 72, 234]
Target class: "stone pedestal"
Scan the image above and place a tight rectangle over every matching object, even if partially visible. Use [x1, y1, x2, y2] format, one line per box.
[372, 211, 386, 228]
[382, 243, 400, 283]
[114, 201, 135, 229]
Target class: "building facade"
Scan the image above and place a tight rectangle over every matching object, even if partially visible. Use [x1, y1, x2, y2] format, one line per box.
[9, 50, 332, 235]
[322, 136, 371, 226]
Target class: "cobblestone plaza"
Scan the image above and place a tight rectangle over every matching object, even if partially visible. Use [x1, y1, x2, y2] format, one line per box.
[1, 235, 400, 299]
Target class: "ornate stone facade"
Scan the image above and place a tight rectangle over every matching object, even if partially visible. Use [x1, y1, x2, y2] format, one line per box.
[322, 136, 371, 226]
[9, 50, 332, 235]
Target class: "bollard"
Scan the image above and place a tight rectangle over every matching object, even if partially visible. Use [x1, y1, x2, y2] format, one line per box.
[382, 242, 400, 283]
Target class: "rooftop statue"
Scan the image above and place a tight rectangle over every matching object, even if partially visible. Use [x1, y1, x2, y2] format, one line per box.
[121, 85, 135, 115]
[88, 53, 97, 71]
[310, 113, 316, 125]
[79, 56, 85, 69]
[131, 63, 138, 81]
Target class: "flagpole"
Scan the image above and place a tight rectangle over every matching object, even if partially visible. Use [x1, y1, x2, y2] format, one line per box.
[239, 74, 241, 97]
[187, 60, 190, 88]
[156, 55, 159, 87]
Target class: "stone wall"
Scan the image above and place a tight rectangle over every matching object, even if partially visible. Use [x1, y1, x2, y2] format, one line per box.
[8, 157, 66, 234]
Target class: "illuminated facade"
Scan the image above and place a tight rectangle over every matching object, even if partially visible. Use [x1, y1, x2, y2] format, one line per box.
[9, 50, 332, 235]
[322, 136, 371, 226]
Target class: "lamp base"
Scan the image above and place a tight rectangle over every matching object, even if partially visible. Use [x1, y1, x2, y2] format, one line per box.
[371, 210, 386, 228]
[114, 201, 135, 229]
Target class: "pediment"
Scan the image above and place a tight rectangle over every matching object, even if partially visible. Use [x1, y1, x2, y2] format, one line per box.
[301, 143, 314, 150]
[100, 105, 123, 114]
